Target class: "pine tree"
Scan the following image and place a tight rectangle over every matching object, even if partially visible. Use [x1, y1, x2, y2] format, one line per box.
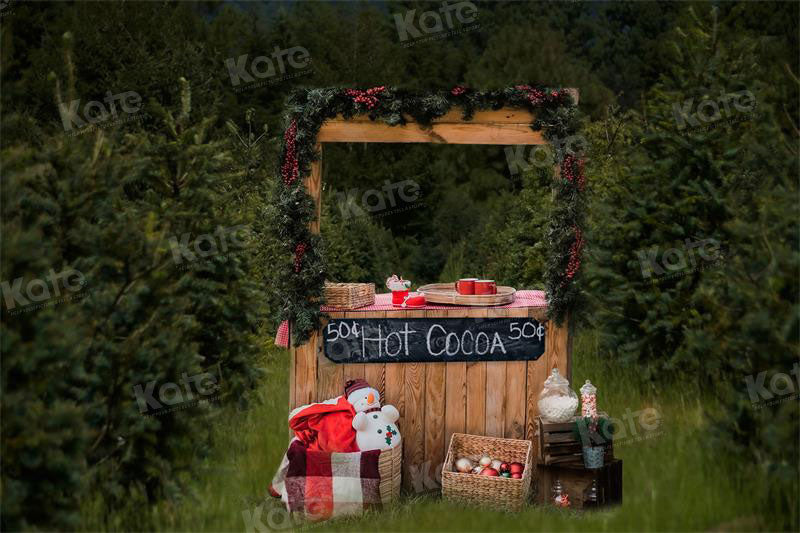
[1, 54, 267, 529]
[0, 137, 94, 530]
[585, 7, 799, 524]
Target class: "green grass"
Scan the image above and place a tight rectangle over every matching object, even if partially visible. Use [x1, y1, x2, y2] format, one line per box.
[82, 331, 781, 532]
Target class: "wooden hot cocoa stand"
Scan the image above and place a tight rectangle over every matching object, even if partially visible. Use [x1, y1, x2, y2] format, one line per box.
[280, 87, 615, 508]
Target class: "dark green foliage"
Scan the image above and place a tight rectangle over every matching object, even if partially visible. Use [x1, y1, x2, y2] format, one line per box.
[1, 67, 265, 530]
[0, 0, 797, 530]
[587, 5, 796, 377]
[584, 6, 799, 525]
[1, 140, 93, 528]
[448, 163, 556, 291]
[225, 110, 286, 334]
[322, 197, 405, 286]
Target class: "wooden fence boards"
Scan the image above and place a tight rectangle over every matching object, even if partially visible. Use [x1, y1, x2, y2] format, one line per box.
[504, 308, 529, 440]
[465, 308, 488, 437]
[423, 309, 447, 488]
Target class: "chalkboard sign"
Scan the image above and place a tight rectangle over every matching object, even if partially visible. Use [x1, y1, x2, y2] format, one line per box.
[323, 318, 546, 363]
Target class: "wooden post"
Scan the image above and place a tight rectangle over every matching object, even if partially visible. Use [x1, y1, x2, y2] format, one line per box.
[308, 143, 322, 233]
[423, 309, 446, 488]
[290, 143, 323, 410]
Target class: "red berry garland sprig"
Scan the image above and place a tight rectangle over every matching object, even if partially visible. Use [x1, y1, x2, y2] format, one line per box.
[561, 154, 586, 191]
[293, 242, 308, 273]
[516, 85, 545, 105]
[281, 119, 299, 186]
[451, 86, 467, 96]
[515, 85, 568, 106]
[345, 86, 387, 110]
[565, 226, 584, 281]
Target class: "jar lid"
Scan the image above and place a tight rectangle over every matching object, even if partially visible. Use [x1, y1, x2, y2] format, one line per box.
[580, 379, 597, 395]
[543, 368, 569, 388]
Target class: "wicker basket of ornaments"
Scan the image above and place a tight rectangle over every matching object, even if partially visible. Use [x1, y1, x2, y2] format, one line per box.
[441, 433, 533, 512]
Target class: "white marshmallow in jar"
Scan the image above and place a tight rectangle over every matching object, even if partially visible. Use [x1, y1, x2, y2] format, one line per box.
[537, 368, 579, 423]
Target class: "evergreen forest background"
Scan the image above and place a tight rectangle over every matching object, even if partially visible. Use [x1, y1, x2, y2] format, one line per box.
[1, 1, 798, 531]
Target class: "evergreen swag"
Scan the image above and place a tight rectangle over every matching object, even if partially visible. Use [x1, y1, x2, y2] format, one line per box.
[278, 86, 586, 344]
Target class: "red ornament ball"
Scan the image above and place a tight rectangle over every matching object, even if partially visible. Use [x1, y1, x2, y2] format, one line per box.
[499, 462, 510, 474]
[509, 462, 524, 475]
[479, 468, 499, 477]
[511, 472, 522, 479]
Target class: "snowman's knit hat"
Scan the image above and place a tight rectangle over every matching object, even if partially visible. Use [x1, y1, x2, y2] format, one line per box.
[344, 379, 371, 398]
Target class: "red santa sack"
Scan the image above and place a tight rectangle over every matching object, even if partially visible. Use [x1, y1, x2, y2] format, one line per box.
[288, 396, 358, 453]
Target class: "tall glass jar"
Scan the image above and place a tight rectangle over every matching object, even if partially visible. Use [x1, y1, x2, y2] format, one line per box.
[580, 380, 598, 419]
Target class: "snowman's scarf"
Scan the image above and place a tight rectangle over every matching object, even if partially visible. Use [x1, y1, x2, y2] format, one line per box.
[271, 439, 384, 521]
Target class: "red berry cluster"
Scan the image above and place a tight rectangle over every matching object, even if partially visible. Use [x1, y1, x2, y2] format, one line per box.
[345, 86, 387, 110]
[281, 119, 299, 186]
[565, 226, 584, 281]
[451, 86, 467, 96]
[561, 154, 585, 191]
[515, 85, 567, 106]
[293, 242, 308, 273]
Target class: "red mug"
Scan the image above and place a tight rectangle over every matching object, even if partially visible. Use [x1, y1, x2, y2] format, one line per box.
[391, 289, 409, 305]
[474, 280, 497, 295]
[456, 278, 478, 295]
[404, 293, 426, 307]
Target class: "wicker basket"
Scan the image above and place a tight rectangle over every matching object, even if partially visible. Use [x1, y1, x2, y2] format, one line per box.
[378, 443, 403, 505]
[441, 433, 533, 512]
[324, 282, 375, 309]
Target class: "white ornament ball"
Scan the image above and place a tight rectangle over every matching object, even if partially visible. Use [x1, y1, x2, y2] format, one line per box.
[455, 457, 473, 473]
[491, 459, 503, 471]
[479, 455, 492, 467]
[471, 466, 483, 474]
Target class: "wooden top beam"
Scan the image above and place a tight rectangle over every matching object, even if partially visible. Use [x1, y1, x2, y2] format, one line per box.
[317, 120, 546, 145]
[317, 90, 578, 145]
[326, 108, 536, 124]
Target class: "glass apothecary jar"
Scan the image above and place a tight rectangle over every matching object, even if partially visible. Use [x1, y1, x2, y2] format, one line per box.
[537, 368, 579, 423]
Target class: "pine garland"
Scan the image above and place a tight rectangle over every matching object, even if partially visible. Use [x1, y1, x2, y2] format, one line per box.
[278, 86, 586, 344]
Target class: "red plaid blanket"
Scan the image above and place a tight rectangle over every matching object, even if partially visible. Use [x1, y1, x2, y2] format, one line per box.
[271, 439, 384, 521]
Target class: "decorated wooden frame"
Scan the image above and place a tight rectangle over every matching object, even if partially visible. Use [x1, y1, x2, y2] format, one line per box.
[278, 87, 584, 490]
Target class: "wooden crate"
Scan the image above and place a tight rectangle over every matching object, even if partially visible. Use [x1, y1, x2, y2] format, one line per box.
[536, 417, 613, 467]
[535, 459, 622, 509]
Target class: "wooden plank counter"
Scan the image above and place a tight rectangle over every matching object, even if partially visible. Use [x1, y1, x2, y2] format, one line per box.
[290, 302, 571, 492]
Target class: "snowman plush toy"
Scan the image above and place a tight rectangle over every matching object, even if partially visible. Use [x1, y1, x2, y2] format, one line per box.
[345, 379, 401, 451]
